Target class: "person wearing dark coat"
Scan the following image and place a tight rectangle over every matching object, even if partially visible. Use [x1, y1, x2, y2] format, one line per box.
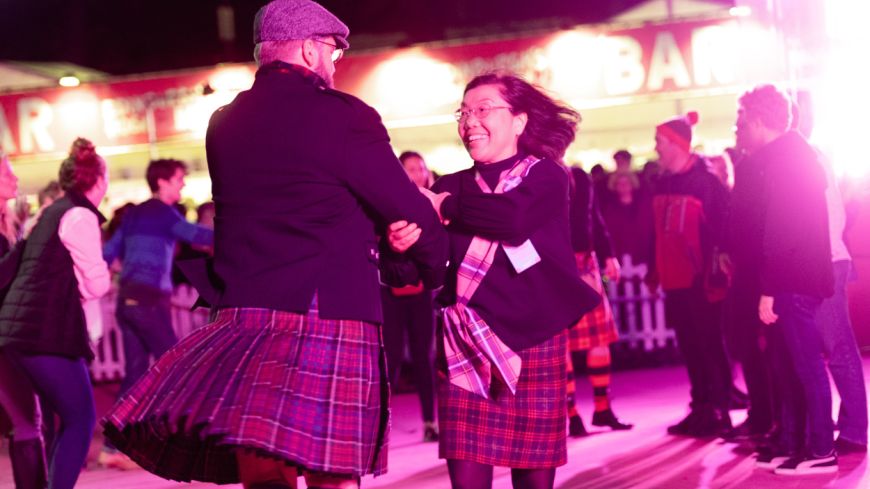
[380, 151, 440, 443]
[732, 84, 836, 475]
[564, 167, 633, 437]
[396, 73, 600, 489]
[648, 111, 733, 438]
[101, 2, 448, 488]
[0, 150, 47, 489]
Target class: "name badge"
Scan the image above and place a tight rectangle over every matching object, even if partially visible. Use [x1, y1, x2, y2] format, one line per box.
[503, 239, 541, 274]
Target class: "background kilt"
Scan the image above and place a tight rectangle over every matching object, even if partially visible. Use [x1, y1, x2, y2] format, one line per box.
[102, 305, 389, 483]
[437, 329, 567, 468]
[568, 251, 618, 352]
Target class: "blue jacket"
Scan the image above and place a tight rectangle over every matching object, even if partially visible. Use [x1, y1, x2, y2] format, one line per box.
[104, 198, 213, 297]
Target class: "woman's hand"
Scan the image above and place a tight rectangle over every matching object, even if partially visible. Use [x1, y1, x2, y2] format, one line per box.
[387, 220, 421, 253]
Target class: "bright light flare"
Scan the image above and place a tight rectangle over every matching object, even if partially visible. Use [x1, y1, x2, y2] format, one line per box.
[208, 67, 255, 92]
[545, 31, 608, 98]
[813, 0, 870, 180]
[729, 6, 751, 17]
[425, 144, 472, 177]
[58, 75, 80, 87]
[174, 67, 255, 138]
[367, 52, 463, 119]
[55, 92, 100, 122]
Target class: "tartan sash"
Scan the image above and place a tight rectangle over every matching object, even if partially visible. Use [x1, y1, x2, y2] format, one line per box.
[442, 155, 540, 398]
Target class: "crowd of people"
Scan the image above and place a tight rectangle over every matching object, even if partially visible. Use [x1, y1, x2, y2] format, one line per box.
[0, 0, 866, 488]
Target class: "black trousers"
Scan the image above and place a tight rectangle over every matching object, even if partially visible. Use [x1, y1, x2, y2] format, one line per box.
[665, 284, 732, 411]
[381, 288, 436, 422]
[723, 273, 774, 432]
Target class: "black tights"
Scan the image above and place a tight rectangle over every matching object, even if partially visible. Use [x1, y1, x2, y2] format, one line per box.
[447, 459, 555, 489]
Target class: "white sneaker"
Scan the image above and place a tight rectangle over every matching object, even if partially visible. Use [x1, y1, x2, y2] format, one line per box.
[774, 453, 838, 475]
[755, 451, 791, 470]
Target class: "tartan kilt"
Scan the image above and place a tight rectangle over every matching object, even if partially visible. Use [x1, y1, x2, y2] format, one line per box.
[102, 306, 389, 483]
[568, 252, 618, 351]
[437, 328, 567, 468]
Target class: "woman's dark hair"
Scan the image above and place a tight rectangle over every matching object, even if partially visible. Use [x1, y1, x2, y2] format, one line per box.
[398, 151, 423, 164]
[58, 137, 106, 194]
[465, 73, 580, 162]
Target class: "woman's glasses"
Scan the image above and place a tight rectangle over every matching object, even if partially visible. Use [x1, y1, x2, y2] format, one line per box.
[454, 105, 511, 122]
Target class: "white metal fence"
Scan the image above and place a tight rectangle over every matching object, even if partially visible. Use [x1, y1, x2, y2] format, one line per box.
[89, 255, 673, 382]
[605, 254, 675, 351]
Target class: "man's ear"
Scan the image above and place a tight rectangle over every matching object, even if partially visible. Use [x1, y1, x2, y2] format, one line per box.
[301, 39, 317, 68]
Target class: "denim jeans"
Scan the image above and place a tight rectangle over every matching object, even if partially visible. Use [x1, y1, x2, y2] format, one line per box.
[116, 297, 177, 397]
[103, 296, 177, 453]
[766, 323, 803, 453]
[8, 353, 95, 489]
[816, 260, 868, 445]
[775, 292, 834, 457]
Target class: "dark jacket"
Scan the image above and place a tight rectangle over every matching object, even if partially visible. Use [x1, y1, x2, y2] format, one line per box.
[433, 155, 601, 351]
[205, 62, 448, 324]
[568, 167, 615, 257]
[651, 155, 729, 291]
[0, 193, 104, 360]
[734, 131, 833, 299]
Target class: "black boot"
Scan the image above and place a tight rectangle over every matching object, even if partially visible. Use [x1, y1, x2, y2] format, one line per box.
[9, 437, 47, 489]
[568, 415, 588, 437]
[688, 408, 732, 438]
[592, 408, 634, 430]
[667, 410, 699, 435]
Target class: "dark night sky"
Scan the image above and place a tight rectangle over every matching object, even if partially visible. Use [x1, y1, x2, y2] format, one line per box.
[0, 0, 736, 75]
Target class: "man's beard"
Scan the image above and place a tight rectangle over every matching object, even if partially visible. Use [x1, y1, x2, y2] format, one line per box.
[315, 61, 334, 88]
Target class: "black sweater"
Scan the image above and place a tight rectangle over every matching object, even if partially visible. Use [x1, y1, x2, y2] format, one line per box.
[568, 167, 615, 257]
[737, 131, 833, 298]
[433, 154, 601, 351]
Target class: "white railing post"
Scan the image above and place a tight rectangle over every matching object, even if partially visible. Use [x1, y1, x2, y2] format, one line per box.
[606, 254, 673, 352]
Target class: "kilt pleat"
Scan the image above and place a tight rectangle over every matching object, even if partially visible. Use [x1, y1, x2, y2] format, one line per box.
[102, 306, 389, 483]
[437, 330, 567, 468]
[568, 251, 618, 351]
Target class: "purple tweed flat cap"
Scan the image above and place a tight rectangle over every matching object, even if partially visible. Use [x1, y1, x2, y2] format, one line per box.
[253, 0, 349, 49]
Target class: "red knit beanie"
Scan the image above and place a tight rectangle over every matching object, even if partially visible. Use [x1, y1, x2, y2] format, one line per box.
[656, 111, 699, 152]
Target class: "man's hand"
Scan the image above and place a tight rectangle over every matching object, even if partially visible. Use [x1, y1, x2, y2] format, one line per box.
[758, 295, 779, 325]
[387, 220, 421, 253]
[602, 257, 621, 282]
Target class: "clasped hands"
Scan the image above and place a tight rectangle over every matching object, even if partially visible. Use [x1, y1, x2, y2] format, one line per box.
[387, 187, 451, 253]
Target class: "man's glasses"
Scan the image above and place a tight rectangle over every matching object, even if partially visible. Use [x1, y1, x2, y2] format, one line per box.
[311, 39, 344, 63]
[454, 105, 512, 122]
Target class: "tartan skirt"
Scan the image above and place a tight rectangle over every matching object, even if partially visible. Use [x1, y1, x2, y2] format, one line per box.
[437, 329, 567, 468]
[102, 306, 389, 483]
[568, 252, 619, 351]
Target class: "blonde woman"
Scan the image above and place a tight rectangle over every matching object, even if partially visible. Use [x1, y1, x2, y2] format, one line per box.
[0, 149, 47, 489]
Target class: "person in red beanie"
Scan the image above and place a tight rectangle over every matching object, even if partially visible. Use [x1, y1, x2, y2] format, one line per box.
[647, 111, 734, 438]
